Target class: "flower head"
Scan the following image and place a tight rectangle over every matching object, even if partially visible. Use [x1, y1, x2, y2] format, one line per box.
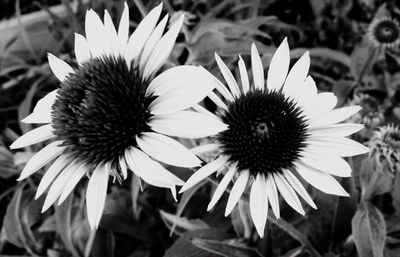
[10, 3, 225, 229]
[347, 93, 385, 129]
[369, 124, 400, 172]
[367, 16, 400, 48]
[180, 39, 370, 237]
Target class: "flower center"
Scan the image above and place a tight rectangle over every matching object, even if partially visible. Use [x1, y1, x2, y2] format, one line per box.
[373, 20, 400, 44]
[51, 56, 153, 166]
[217, 90, 308, 176]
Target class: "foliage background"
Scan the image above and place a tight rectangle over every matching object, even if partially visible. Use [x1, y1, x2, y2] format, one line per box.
[0, 0, 399, 256]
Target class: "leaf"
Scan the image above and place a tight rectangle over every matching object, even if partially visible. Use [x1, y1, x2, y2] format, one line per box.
[350, 37, 381, 81]
[231, 200, 252, 238]
[164, 237, 220, 257]
[0, 146, 18, 178]
[352, 202, 386, 257]
[191, 238, 263, 257]
[90, 230, 115, 257]
[332, 80, 355, 107]
[160, 210, 209, 233]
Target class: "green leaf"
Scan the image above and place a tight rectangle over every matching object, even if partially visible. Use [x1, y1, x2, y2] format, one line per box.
[191, 238, 263, 257]
[350, 37, 381, 81]
[160, 210, 209, 234]
[0, 146, 18, 178]
[164, 237, 220, 257]
[352, 202, 386, 257]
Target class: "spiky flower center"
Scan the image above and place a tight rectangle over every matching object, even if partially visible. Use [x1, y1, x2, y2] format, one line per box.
[52, 56, 153, 166]
[217, 90, 308, 176]
[371, 19, 400, 44]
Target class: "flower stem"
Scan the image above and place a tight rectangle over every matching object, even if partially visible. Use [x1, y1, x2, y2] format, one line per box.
[133, 0, 147, 17]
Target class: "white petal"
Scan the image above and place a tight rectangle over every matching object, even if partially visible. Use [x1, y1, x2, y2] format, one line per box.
[191, 143, 220, 155]
[136, 132, 201, 168]
[208, 91, 228, 110]
[58, 163, 87, 205]
[142, 14, 184, 79]
[282, 170, 316, 209]
[74, 33, 91, 65]
[10, 124, 55, 149]
[179, 156, 229, 193]
[36, 155, 69, 199]
[309, 123, 364, 137]
[103, 10, 118, 56]
[295, 162, 349, 196]
[86, 164, 109, 229]
[214, 77, 235, 102]
[266, 174, 280, 218]
[41, 161, 79, 212]
[18, 141, 65, 181]
[48, 53, 74, 82]
[117, 2, 129, 55]
[214, 53, 240, 98]
[225, 170, 249, 216]
[192, 104, 218, 118]
[85, 10, 105, 57]
[309, 106, 362, 128]
[283, 51, 310, 95]
[125, 3, 162, 67]
[238, 55, 250, 93]
[140, 14, 169, 71]
[251, 43, 265, 90]
[125, 147, 184, 188]
[273, 173, 304, 215]
[267, 38, 289, 91]
[147, 67, 216, 115]
[306, 137, 370, 157]
[299, 152, 351, 177]
[250, 174, 268, 237]
[149, 111, 227, 139]
[119, 156, 128, 180]
[291, 76, 317, 103]
[22, 90, 58, 124]
[304, 93, 337, 118]
[207, 163, 237, 211]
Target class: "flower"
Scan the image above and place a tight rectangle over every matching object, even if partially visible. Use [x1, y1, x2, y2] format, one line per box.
[180, 39, 370, 237]
[347, 93, 385, 130]
[367, 16, 400, 48]
[369, 124, 400, 172]
[10, 3, 226, 229]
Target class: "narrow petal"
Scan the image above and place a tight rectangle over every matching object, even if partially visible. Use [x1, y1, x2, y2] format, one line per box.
[36, 155, 69, 199]
[309, 123, 365, 137]
[295, 162, 349, 196]
[192, 104, 218, 118]
[140, 14, 169, 71]
[22, 89, 58, 124]
[85, 10, 105, 57]
[86, 164, 109, 229]
[125, 3, 162, 67]
[10, 124, 55, 149]
[238, 55, 250, 93]
[215, 53, 240, 97]
[48, 53, 74, 81]
[282, 169, 316, 209]
[207, 163, 237, 211]
[103, 10, 118, 55]
[74, 33, 91, 65]
[266, 174, 280, 218]
[306, 137, 370, 157]
[251, 43, 265, 90]
[117, 2, 129, 54]
[191, 143, 220, 154]
[283, 51, 310, 95]
[273, 173, 304, 215]
[136, 132, 201, 168]
[214, 77, 235, 102]
[304, 93, 337, 118]
[119, 156, 128, 180]
[149, 111, 227, 139]
[208, 91, 228, 110]
[250, 174, 268, 237]
[309, 106, 362, 128]
[225, 170, 249, 216]
[125, 147, 184, 188]
[179, 156, 229, 193]
[267, 38, 289, 91]
[299, 153, 352, 177]
[58, 163, 87, 204]
[142, 14, 184, 79]
[18, 141, 65, 181]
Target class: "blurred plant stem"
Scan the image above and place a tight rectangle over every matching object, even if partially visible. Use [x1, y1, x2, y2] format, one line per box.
[133, 0, 147, 17]
[206, 176, 322, 257]
[356, 47, 378, 86]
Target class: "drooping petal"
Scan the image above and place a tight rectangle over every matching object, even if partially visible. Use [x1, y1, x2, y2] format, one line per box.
[207, 163, 237, 211]
[266, 174, 280, 218]
[283, 51, 310, 95]
[191, 143, 220, 154]
[136, 132, 201, 168]
[10, 124, 55, 149]
[225, 170, 249, 216]
[208, 91, 228, 110]
[86, 164, 109, 229]
[48, 53, 74, 82]
[18, 141, 65, 181]
[85, 10, 105, 57]
[36, 155, 69, 199]
[22, 89, 58, 124]
[179, 156, 230, 193]
[125, 3, 163, 67]
[250, 173, 268, 237]
[119, 155, 128, 180]
[282, 169, 316, 209]
[305, 137, 370, 157]
[149, 111, 228, 139]
[214, 53, 240, 97]
[309, 123, 364, 137]
[74, 33, 91, 65]
[58, 163, 87, 204]
[251, 43, 265, 90]
[299, 152, 352, 177]
[238, 55, 250, 93]
[267, 38, 289, 91]
[295, 162, 349, 196]
[273, 173, 304, 215]
[308, 106, 362, 128]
